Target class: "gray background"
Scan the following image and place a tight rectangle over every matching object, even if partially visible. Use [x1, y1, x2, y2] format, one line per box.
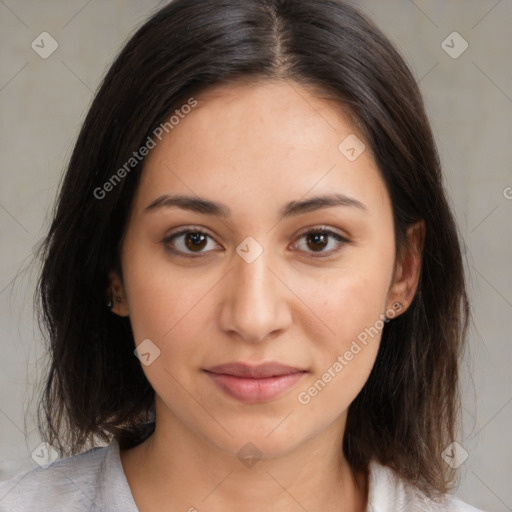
[0, 1, 511, 510]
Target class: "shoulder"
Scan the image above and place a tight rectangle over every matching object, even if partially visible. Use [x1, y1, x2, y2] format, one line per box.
[367, 460, 487, 512]
[0, 441, 136, 512]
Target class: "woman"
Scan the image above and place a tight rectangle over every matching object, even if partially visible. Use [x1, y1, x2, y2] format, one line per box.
[0, 0, 485, 510]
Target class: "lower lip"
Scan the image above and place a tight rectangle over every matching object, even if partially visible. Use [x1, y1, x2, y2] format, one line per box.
[205, 371, 306, 404]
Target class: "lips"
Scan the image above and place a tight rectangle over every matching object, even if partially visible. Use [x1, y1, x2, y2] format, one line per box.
[203, 362, 307, 403]
[205, 362, 305, 379]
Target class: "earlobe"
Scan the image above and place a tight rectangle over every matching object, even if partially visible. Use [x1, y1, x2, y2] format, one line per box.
[387, 220, 425, 315]
[107, 271, 130, 317]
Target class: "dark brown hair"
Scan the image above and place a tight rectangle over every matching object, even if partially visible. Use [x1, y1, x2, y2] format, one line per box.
[36, 0, 469, 498]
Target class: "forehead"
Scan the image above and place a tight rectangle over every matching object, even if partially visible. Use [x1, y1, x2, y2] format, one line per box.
[136, 80, 390, 220]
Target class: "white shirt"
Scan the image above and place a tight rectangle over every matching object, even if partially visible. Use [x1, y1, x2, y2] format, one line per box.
[0, 440, 486, 511]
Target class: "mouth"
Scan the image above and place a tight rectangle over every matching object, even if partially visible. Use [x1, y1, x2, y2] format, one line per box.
[203, 362, 307, 404]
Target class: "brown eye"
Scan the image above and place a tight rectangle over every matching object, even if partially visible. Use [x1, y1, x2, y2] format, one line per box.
[163, 228, 219, 256]
[294, 228, 348, 257]
[306, 232, 329, 252]
[184, 232, 208, 251]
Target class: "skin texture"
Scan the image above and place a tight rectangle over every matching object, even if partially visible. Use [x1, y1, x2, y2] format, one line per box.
[111, 79, 424, 512]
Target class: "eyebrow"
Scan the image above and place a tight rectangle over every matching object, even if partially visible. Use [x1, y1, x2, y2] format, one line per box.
[144, 192, 368, 218]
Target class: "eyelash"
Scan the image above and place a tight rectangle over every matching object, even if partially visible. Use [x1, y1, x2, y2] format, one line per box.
[162, 225, 350, 259]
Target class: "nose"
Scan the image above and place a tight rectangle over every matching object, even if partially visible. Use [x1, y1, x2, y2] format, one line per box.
[217, 244, 293, 343]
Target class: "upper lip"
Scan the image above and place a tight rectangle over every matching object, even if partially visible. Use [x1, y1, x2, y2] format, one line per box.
[205, 362, 306, 379]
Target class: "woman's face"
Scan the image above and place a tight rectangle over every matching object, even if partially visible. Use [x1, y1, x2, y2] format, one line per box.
[115, 79, 421, 459]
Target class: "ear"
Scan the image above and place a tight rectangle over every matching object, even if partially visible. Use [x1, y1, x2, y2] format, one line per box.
[107, 271, 130, 317]
[387, 220, 425, 316]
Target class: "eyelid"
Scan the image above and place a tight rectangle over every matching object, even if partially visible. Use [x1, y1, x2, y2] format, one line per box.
[293, 224, 348, 240]
[165, 225, 214, 239]
[290, 225, 350, 258]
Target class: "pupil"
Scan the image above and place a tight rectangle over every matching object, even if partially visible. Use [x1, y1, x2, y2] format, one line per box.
[185, 232, 207, 251]
[307, 232, 328, 251]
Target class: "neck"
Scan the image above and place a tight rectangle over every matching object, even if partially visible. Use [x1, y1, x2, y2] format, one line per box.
[120, 414, 368, 512]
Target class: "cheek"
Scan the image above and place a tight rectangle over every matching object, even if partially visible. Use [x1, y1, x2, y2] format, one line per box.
[121, 244, 218, 362]
[299, 254, 393, 341]
[291, 241, 394, 387]
[294, 271, 388, 415]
